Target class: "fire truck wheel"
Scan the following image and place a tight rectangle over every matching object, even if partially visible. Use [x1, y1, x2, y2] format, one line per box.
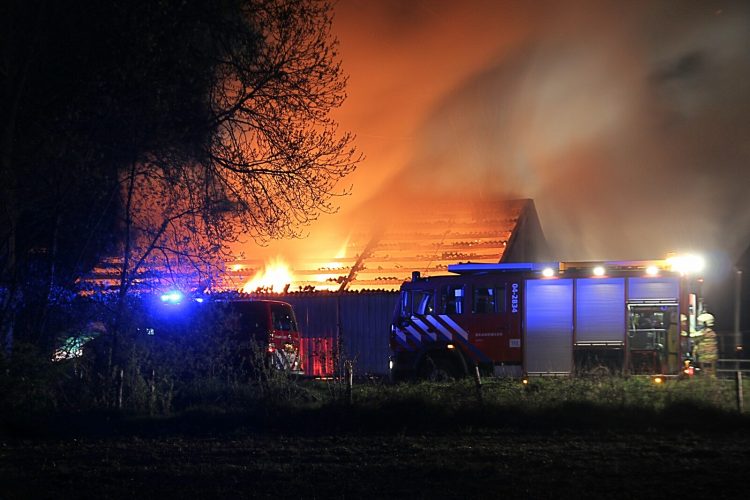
[419, 354, 460, 382]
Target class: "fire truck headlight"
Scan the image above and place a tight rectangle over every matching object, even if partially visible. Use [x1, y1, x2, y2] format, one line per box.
[593, 266, 605, 277]
[542, 267, 555, 278]
[646, 266, 659, 276]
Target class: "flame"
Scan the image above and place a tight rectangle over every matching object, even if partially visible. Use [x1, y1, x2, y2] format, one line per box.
[241, 257, 294, 293]
[311, 238, 351, 290]
[323, 237, 350, 270]
[336, 238, 349, 259]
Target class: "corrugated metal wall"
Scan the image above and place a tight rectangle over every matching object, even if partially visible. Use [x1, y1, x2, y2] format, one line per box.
[282, 292, 399, 377]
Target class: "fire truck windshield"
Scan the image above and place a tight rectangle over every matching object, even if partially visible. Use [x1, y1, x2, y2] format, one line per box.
[399, 290, 434, 316]
[271, 303, 297, 331]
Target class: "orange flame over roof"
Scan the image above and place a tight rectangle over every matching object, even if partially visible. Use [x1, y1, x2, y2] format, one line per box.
[241, 257, 294, 293]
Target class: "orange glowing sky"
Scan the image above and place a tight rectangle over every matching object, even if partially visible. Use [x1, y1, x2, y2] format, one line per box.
[331, 0, 533, 202]
[243, 0, 750, 284]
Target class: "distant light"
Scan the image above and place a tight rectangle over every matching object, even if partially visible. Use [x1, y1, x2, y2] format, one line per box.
[521, 378, 529, 385]
[593, 266, 605, 277]
[194, 297, 204, 303]
[160, 291, 184, 304]
[653, 376, 664, 385]
[646, 266, 659, 276]
[446, 343, 455, 350]
[667, 254, 705, 275]
[542, 267, 555, 278]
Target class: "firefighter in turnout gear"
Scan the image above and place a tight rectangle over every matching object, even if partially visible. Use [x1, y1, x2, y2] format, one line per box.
[693, 313, 717, 375]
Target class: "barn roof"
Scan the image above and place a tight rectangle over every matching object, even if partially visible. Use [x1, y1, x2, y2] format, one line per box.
[332, 197, 550, 291]
[79, 196, 550, 294]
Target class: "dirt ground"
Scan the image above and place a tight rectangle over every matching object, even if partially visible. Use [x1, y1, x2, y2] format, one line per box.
[2, 428, 749, 499]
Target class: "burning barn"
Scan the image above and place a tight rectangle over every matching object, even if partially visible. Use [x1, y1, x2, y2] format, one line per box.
[241, 196, 550, 376]
[231, 196, 550, 293]
[78, 195, 550, 377]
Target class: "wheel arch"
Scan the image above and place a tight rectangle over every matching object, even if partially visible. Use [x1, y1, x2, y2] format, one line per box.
[416, 343, 471, 378]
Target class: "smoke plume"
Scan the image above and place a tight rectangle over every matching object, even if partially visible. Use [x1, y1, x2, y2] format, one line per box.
[246, 0, 750, 305]
[334, 0, 750, 270]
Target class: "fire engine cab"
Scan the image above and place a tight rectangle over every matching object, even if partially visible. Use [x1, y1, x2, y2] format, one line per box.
[152, 293, 304, 374]
[390, 260, 701, 381]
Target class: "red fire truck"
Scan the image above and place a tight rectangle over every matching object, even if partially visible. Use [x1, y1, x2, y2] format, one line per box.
[153, 293, 304, 374]
[390, 260, 700, 380]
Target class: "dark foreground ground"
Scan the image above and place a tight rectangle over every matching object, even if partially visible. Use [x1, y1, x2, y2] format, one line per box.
[2, 426, 749, 499]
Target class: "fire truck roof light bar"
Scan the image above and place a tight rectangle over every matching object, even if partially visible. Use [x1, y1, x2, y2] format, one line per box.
[448, 260, 678, 276]
[560, 260, 667, 271]
[448, 262, 561, 274]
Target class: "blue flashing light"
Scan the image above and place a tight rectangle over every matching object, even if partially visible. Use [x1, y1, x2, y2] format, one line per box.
[160, 290, 184, 304]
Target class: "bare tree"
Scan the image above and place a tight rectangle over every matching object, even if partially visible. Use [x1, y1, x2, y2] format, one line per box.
[116, 0, 359, 294]
[209, 0, 359, 243]
[100, 1, 360, 386]
[1, 1, 359, 373]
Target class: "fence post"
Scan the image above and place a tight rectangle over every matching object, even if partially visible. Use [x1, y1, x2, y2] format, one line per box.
[344, 360, 353, 405]
[149, 369, 156, 416]
[474, 365, 483, 404]
[736, 371, 744, 414]
[117, 368, 124, 410]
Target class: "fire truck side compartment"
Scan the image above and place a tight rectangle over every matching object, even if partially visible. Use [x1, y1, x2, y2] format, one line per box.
[626, 277, 681, 374]
[524, 279, 574, 375]
[575, 278, 626, 345]
[627, 277, 680, 301]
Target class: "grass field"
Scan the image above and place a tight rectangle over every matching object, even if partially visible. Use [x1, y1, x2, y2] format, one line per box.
[2, 377, 749, 499]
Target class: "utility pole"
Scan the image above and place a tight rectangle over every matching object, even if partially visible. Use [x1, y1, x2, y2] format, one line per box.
[735, 268, 743, 356]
